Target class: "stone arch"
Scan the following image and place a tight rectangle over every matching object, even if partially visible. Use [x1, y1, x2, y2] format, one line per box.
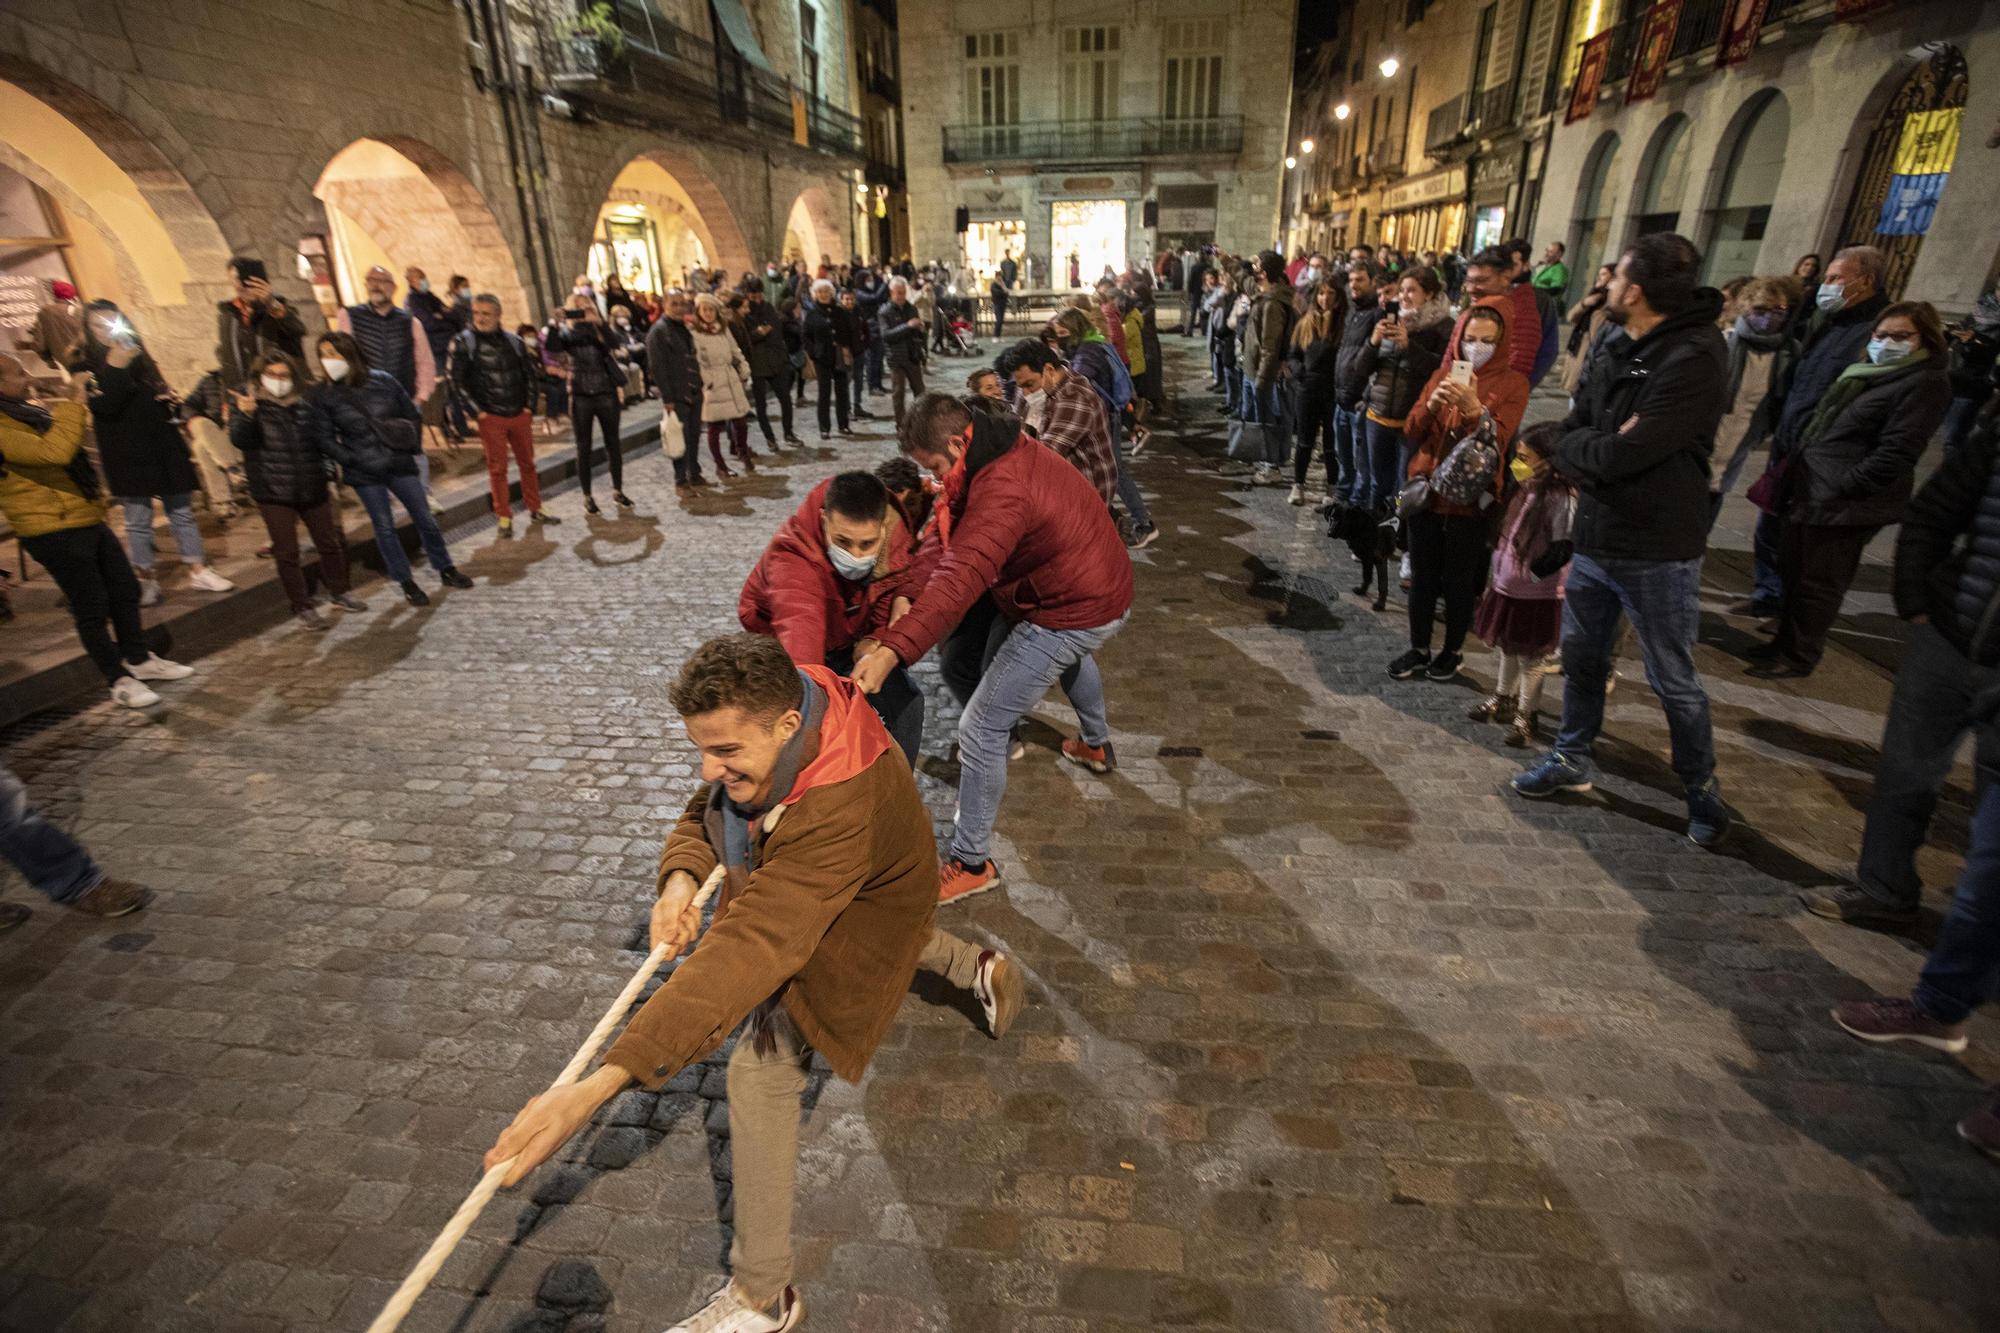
[1627, 113, 1692, 242]
[1566, 131, 1623, 302]
[0, 57, 235, 387]
[783, 185, 847, 271]
[314, 136, 529, 320]
[1693, 89, 1791, 284]
[578, 146, 754, 291]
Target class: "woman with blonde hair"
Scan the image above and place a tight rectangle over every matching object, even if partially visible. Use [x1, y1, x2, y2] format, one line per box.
[1284, 280, 1345, 503]
[692, 293, 755, 477]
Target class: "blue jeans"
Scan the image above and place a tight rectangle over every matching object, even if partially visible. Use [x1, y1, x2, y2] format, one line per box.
[952, 615, 1126, 865]
[1751, 509, 1784, 607]
[119, 493, 203, 571]
[1553, 553, 1717, 790]
[1355, 416, 1403, 513]
[1856, 622, 2000, 911]
[1942, 395, 1983, 456]
[0, 767, 102, 905]
[354, 472, 455, 584]
[1108, 413, 1151, 528]
[1330, 404, 1365, 504]
[1913, 773, 2000, 1026]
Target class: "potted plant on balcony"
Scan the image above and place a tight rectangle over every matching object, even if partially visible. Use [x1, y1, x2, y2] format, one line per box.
[568, 1, 628, 77]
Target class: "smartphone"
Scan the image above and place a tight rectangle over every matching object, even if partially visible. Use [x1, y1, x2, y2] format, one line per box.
[1448, 358, 1475, 386]
[1381, 307, 1399, 324]
[232, 258, 268, 284]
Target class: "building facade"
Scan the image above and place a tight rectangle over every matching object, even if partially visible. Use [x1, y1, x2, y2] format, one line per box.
[899, 0, 1299, 287]
[1284, 0, 1998, 314]
[854, 0, 913, 262]
[0, 0, 869, 390]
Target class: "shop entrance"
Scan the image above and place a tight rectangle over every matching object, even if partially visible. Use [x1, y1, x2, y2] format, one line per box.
[962, 219, 1024, 284]
[1051, 199, 1126, 288]
[590, 210, 671, 294]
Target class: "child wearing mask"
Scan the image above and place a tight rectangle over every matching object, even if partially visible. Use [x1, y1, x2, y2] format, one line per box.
[1468, 421, 1576, 747]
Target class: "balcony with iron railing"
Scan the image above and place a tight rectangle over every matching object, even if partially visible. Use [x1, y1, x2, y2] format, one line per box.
[534, 0, 861, 159]
[941, 115, 1244, 164]
[1365, 141, 1407, 178]
[1425, 93, 1470, 156]
[863, 65, 900, 104]
[1565, 0, 1824, 109]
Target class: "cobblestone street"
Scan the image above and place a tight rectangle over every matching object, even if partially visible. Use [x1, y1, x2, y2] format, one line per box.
[2, 345, 1997, 1333]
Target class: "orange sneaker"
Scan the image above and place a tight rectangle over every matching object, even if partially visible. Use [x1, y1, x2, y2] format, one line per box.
[938, 858, 1001, 905]
[1060, 738, 1116, 774]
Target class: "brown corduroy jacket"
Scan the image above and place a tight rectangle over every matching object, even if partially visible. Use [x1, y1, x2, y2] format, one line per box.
[605, 747, 938, 1086]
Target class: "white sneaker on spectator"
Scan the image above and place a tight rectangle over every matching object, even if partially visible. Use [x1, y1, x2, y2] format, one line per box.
[664, 1281, 803, 1332]
[128, 654, 194, 682]
[188, 567, 234, 593]
[110, 677, 160, 709]
[138, 578, 163, 608]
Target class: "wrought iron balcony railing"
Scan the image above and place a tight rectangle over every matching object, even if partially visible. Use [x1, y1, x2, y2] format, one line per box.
[941, 115, 1245, 164]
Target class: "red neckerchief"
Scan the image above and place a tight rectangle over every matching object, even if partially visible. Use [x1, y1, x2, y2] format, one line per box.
[779, 665, 894, 805]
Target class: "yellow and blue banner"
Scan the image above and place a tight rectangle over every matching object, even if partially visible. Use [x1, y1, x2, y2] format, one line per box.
[1876, 107, 1960, 237]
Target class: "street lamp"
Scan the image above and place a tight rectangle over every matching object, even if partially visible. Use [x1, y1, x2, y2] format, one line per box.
[1285, 155, 1298, 170]
[1379, 56, 1400, 78]
[1334, 102, 1351, 120]
[1300, 138, 1315, 154]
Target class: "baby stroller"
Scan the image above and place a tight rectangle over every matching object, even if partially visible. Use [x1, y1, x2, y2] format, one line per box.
[940, 303, 981, 358]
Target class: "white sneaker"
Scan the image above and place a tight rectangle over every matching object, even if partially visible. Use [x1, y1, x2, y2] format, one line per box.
[128, 654, 194, 682]
[188, 567, 235, 593]
[1287, 483, 1304, 506]
[110, 677, 160, 709]
[138, 578, 163, 608]
[664, 1281, 804, 1332]
[427, 494, 445, 516]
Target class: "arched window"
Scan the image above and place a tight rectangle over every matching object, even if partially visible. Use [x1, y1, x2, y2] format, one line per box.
[1701, 92, 1790, 285]
[1835, 43, 1968, 298]
[1631, 115, 1691, 240]
[1567, 132, 1621, 302]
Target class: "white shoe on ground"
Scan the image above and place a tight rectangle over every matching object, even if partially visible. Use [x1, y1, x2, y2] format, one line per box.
[188, 567, 235, 593]
[664, 1281, 804, 1332]
[127, 654, 194, 682]
[110, 677, 160, 709]
[138, 578, 163, 608]
[1287, 484, 1304, 505]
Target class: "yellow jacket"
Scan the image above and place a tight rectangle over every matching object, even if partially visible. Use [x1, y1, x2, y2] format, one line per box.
[0, 399, 108, 539]
[1123, 310, 1146, 377]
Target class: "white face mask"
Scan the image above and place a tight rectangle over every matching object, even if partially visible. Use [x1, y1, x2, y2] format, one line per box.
[1816, 281, 1847, 314]
[826, 543, 875, 581]
[1463, 341, 1496, 371]
[320, 357, 350, 382]
[1025, 388, 1047, 417]
[261, 374, 293, 397]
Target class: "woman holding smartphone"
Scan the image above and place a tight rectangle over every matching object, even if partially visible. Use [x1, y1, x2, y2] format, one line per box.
[1388, 301, 1530, 681]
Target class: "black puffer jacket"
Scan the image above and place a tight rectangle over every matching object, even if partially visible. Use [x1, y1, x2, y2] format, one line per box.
[83, 356, 200, 499]
[229, 392, 332, 508]
[743, 301, 789, 379]
[644, 317, 701, 412]
[1775, 292, 1890, 452]
[302, 369, 422, 486]
[1556, 289, 1729, 562]
[1332, 294, 1386, 408]
[552, 322, 625, 398]
[1283, 321, 1337, 403]
[803, 300, 857, 365]
[449, 328, 533, 418]
[1355, 313, 1450, 421]
[1898, 418, 2000, 664]
[1790, 356, 1951, 528]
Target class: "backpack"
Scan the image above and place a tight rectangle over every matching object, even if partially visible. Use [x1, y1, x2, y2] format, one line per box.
[1430, 431, 1501, 509]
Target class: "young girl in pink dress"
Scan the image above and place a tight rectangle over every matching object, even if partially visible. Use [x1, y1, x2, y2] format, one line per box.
[1469, 421, 1576, 747]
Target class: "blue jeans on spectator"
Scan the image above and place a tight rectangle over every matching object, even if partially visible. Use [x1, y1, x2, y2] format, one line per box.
[1108, 412, 1151, 528]
[865, 340, 885, 394]
[0, 767, 102, 905]
[1854, 622, 2000, 912]
[1751, 509, 1784, 608]
[1553, 553, 1717, 790]
[1912, 771, 2000, 1026]
[1355, 416, 1403, 512]
[1330, 403, 1365, 504]
[952, 615, 1126, 866]
[118, 493, 203, 572]
[354, 473, 456, 584]
[1223, 364, 1244, 415]
[1942, 395, 1984, 456]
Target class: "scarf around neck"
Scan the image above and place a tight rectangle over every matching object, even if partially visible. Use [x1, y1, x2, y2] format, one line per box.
[0, 396, 52, 435]
[1800, 348, 1930, 447]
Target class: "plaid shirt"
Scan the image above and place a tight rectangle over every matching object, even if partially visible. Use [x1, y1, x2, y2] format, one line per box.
[1035, 372, 1117, 505]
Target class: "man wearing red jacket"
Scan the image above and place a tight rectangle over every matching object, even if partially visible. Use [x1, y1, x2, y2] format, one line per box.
[740, 471, 923, 764]
[852, 394, 1133, 903]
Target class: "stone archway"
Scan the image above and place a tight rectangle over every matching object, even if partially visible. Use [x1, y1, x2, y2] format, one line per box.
[314, 137, 529, 320]
[0, 64, 235, 386]
[783, 185, 847, 271]
[577, 147, 754, 294]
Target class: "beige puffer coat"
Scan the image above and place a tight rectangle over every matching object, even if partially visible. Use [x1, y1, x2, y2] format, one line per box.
[692, 323, 751, 422]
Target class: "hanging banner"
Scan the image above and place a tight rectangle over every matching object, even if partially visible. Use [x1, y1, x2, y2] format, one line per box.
[1875, 107, 1962, 236]
[1836, 0, 1892, 19]
[1566, 31, 1613, 124]
[1716, 0, 1768, 69]
[1626, 0, 1685, 104]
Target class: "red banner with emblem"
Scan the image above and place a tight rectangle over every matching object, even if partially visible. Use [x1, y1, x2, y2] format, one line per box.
[1836, 0, 1892, 18]
[1567, 31, 1614, 124]
[1626, 0, 1684, 104]
[1716, 0, 1769, 68]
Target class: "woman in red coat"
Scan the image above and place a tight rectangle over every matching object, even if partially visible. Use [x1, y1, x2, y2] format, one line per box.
[1388, 300, 1531, 681]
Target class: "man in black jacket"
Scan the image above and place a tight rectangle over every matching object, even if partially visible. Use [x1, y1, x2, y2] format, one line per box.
[1740, 245, 1891, 616]
[878, 277, 926, 426]
[855, 268, 889, 395]
[450, 294, 559, 533]
[1511, 233, 1732, 849]
[1329, 262, 1385, 505]
[1805, 418, 2000, 926]
[743, 289, 797, 448]
[644, 294, 707, 488]
[216, 257, 305, 392]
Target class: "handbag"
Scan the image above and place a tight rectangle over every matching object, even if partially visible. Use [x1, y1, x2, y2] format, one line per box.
[1431, 433, 1500, 509]
[1745, 452, 1790, 514]
[661, 409, 685, 460]
[1396, 474, 1432, 517]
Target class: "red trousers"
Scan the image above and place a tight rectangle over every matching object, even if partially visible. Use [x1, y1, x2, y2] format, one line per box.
[477, 410, 541, 519]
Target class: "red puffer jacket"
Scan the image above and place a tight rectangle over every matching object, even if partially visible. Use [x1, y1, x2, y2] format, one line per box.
[878, 426, 1133, 665]
[739, 478, 916, 665]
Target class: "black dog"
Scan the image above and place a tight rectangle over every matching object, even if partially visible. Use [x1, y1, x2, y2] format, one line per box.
[1325, 501, 1394, 612]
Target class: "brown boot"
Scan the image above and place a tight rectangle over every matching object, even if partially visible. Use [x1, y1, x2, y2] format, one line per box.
[73, 877, 154, 918]
[1506, 711, 1538, 748]
[1466, 694, 1515, 724]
